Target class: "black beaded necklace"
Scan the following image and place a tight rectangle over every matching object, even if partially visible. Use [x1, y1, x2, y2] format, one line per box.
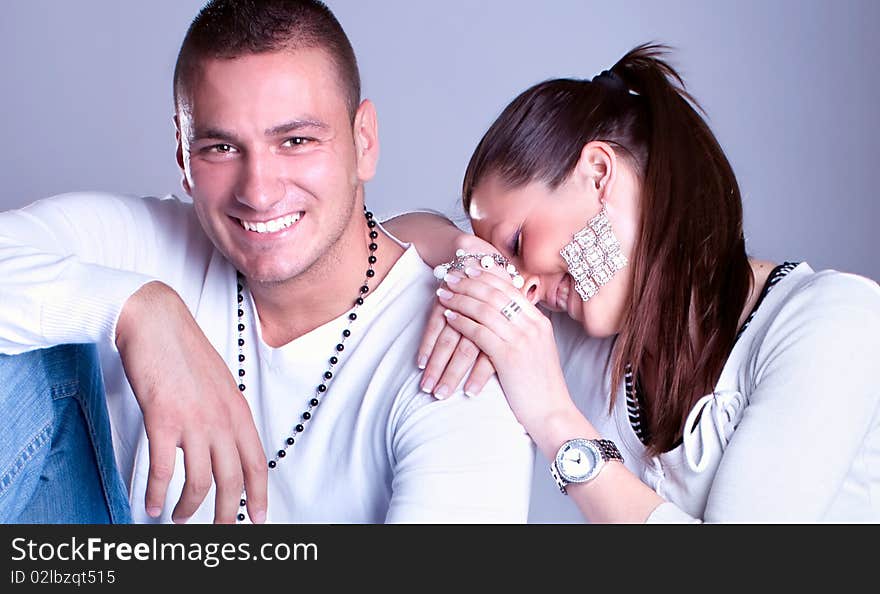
[234, 207, 379, 523]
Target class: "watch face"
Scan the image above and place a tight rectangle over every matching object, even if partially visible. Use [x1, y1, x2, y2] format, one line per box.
[557, 440, 601, 483]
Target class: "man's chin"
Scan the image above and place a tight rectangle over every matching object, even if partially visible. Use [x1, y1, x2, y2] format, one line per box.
[241, 269, 302, 286]
[232, 259, 309, 286]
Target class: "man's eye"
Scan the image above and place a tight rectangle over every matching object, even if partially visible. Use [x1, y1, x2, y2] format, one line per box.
[209, 143, 235, 154]
[283, 137, 311, 147]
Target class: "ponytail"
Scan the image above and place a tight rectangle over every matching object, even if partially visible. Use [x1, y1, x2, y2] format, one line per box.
[608, 45, 750, 453]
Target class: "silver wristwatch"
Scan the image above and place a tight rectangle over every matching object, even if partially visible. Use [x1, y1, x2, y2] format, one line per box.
[550, 438, 624, 495]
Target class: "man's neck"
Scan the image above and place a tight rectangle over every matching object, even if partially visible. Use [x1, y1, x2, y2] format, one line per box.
[248, 219, 404, 348]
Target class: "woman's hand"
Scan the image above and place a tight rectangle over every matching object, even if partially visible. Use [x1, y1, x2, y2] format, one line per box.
[436, 265, 573, 430]
[417, 233, 500, 398]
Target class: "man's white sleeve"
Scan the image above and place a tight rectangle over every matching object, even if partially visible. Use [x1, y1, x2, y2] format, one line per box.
[0, 192, 184, 354]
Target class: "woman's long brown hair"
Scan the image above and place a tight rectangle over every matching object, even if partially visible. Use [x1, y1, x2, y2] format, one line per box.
[462, 44, 751, 455]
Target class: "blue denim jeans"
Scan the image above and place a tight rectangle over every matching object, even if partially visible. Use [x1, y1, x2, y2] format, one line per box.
[0, 344, 131, 523]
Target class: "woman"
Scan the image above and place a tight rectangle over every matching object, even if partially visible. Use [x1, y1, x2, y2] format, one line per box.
[385, 44, 880, 522]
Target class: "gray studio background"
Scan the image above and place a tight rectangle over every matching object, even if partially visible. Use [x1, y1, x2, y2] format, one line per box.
[1, 0, 877, 280]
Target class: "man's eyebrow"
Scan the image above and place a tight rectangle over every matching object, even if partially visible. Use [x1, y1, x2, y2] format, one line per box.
[265, 119, 329, 137]
[188, 119, 329, 144]
[188, 127, 238, 144]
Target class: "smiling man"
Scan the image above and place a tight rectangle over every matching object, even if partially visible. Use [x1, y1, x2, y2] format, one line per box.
[0, 0, 532, 524]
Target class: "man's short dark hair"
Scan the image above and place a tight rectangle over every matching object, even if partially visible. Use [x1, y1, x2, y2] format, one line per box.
[174, 0, 361, 121]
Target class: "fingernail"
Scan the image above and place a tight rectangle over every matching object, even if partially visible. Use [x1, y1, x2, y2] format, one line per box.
[444, 273, 461, 284]
[436, 288, 453, 300]
[443, 310, 458, 320]
[172, 515, 190, 524]
[465, 267, 481, 277]
[421, 376, 436, 393]
[435, 385, 450, 399]
[252, 510, 266, 524]
[417, 355, 428, 369]
[464, 385, 477, 398]
[147, 506, 161, 518]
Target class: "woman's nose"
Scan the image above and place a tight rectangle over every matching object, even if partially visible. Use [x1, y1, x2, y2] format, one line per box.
[519, 273, 543, 305]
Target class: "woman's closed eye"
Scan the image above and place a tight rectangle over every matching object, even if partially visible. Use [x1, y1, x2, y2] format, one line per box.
[510, 227, 523, 258]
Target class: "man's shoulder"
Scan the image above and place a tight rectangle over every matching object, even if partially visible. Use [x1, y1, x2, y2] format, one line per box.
[29, 190, 193, 213]
[363, 245, 437, 318]
[389, 371, 524, 430]
[365, 246, 525, 424]
[17, 191, 197, 233]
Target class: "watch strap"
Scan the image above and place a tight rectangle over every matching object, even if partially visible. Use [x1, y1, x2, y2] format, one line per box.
[550, 460, 568, 495]
[593, 438, 624, 463]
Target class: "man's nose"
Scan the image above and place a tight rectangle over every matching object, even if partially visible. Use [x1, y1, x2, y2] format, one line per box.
[234, 152, 284, 211]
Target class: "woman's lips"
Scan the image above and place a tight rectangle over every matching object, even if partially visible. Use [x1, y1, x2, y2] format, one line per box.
[557, 274, 572, 311]
[541, 274, 572, 312]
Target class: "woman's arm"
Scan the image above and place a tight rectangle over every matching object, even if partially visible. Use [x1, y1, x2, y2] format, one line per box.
[698, 272, 880, 522]
[440, 264, 880, 523]
[438, 268, 665, 523]
[386, 214, 667, 521]
[382, 211, 471, 268]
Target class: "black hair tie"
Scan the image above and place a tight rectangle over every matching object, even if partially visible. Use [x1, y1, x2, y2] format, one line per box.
[591, 69, 628, 93]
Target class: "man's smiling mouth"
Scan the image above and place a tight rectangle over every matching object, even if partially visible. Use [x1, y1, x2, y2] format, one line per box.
[237, 212, 303, 234]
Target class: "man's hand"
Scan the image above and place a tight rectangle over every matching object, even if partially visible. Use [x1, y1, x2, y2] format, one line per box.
[116, 281, 268, 524]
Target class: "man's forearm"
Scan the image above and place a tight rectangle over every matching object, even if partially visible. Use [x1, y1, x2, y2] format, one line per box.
[0, 193, 169, 354]
[0, 238, 155, 354]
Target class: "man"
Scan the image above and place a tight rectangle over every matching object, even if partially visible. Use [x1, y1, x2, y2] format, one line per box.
[0, 0, 533, 523]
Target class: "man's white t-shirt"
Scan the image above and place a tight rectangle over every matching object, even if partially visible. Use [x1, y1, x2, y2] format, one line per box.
[0, 192, 534, 523]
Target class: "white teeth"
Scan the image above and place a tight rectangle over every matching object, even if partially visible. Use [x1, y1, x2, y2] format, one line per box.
[239, 212, 302, 234]
[558, 277, 570, 309]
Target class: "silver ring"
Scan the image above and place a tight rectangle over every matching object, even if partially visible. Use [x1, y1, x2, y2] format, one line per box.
[500, 300, 522, 321]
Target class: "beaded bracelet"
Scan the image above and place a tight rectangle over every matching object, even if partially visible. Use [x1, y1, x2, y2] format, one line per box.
[432, 249, 525, 289]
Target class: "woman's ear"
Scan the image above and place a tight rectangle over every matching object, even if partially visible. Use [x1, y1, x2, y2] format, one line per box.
[574, 141, 617, 201]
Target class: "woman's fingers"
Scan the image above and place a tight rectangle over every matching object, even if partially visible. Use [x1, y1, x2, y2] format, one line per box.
[416, 301, 449, 371]
[420, 322, 463, 393]
[437, 289, 516, 341]
[438, 268, 543, 345]
[442, 309, 505, 357]
[432, 336, 482, 399]
[439, 269, 549, 394]
[463, 353, 497, 397]
[417, 273, 501, 399]
[418, 266, 543, 400]
[457, 267, 544, 321]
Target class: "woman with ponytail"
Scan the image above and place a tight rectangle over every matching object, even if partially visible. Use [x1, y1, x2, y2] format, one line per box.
[385, 44, 880, 522]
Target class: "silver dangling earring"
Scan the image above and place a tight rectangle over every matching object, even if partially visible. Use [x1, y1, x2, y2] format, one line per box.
[559, 202, 628, 301]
